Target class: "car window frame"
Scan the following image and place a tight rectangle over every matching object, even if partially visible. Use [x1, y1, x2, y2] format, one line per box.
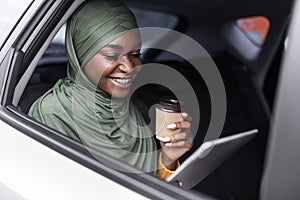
[0, 0, 45, 64]
[0, 0, 34, 51]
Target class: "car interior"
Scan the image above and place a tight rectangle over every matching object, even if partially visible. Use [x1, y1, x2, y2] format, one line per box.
[9, 0, 294, 199]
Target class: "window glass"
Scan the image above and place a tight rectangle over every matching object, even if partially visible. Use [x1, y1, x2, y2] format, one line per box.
[0, 0, 33, 46]
[236, 16, 270, 46]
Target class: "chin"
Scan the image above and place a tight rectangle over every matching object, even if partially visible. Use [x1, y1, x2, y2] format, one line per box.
[110, 89, 130, 99]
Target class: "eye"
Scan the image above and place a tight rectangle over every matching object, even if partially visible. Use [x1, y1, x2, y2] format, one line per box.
[105, 54, 120, 60]
[130, 52, 141, 58]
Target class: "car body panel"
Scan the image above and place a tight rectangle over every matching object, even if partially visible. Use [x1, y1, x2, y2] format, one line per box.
[260, 0, 300, 198]
[0, 119, 148, 200]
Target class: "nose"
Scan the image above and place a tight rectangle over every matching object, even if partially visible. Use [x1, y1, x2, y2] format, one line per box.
[118, 54, 134, 73]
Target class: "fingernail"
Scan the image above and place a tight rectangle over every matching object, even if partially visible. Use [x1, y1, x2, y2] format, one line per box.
[156, 135, 171, 142]
[182, 112, 188, 117]
[165, 143, 173, 147]
[167, 123, 177, 129]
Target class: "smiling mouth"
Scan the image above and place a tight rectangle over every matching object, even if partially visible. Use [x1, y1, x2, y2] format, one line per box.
[109, 77, 134, 87]
[112, 78, 132, 84]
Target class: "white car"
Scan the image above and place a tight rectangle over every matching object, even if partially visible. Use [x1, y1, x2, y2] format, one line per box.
[0, 0, 299, 199]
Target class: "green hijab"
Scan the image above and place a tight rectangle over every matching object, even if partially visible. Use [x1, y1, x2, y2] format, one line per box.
[29, 0, 157, 174]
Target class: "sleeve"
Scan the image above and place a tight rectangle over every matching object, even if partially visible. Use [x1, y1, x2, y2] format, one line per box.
[157, 152, 180, 179]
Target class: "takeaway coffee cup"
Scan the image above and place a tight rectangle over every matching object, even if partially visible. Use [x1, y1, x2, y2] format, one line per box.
[155, 99, 184, 140]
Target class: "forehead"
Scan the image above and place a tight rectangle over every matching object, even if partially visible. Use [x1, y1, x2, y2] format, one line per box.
[103, 30, 141, 51]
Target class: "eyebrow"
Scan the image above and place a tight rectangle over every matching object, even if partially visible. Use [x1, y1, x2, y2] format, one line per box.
[103, 43, 142, 50]
[104, 44, 123, 50]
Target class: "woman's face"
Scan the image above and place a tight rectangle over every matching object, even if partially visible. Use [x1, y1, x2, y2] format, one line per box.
[84, 30, 142, 98]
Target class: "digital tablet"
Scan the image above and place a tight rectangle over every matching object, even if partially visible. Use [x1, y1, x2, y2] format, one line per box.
[166, 129, 258, 189]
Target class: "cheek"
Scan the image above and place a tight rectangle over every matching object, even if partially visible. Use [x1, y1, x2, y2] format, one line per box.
[84, 58, 112, 86]
[135, 59, 143, 70]
[135, 65, 142, 75]
[133, 59, 142, 73]
[135, 58, 142, 66]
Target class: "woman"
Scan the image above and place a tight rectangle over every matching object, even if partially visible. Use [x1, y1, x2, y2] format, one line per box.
[29, 0, 193, 179]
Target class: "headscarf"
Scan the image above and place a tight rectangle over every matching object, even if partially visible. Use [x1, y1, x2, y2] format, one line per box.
[28, 0, 157, 174]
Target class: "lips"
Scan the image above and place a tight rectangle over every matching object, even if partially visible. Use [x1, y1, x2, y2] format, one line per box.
[112, 77, 132, 84]
[109, 76, 134, 88]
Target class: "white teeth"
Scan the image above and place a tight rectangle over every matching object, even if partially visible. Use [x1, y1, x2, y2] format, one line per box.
[114, 78, 131, 84]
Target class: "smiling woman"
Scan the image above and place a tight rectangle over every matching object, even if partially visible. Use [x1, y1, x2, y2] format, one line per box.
[28, 0, 193, 179]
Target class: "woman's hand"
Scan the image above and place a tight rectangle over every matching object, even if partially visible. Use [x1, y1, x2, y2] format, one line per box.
[159, 113, 193, 170]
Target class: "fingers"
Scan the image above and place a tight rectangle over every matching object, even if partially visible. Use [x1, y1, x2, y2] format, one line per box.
[157, 112, 192, 142]
[158, 112, 194, 164]
[172, 131, 189, 141]
[160, 131, 193, 148]
[168, 121, 191, 129]
[160, 132, 190, 143]
[182, 112, 192, 121]
[166, 113, 192, 130]
[156, 135, 171, 142]
[161, 139, 193, 152]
